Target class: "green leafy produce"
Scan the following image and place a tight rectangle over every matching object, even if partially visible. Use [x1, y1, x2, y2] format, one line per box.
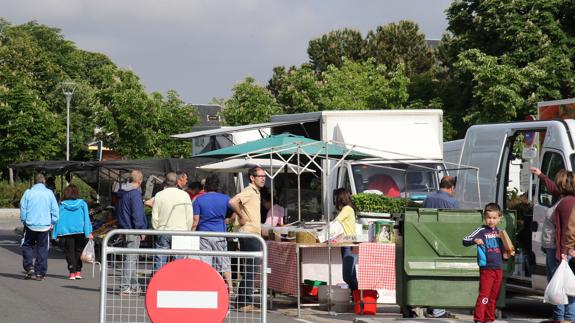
[351, 193, 412, 214]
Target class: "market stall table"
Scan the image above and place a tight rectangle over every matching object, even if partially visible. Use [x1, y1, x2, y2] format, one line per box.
[266, 241, 396, 316]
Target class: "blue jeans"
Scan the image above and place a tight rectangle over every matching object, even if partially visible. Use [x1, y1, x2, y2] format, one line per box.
[153, 235, 172, 271]
[546, 248, 575, 320]
[340, 247, 358, 290]
[21, 226, 50, 276]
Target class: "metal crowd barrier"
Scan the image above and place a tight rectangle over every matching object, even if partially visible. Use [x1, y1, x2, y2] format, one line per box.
[99, 229, 268, 323]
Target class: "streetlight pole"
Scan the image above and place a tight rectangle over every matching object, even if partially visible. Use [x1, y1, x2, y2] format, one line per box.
[61, 81, 76, 161]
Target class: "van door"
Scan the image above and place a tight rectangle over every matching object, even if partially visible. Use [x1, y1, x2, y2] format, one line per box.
[530, 122, 574, 290]
[530, 149, 565, 290]
[457, 125, 509, 209]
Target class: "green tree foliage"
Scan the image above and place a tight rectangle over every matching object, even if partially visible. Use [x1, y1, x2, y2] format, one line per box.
[222, 77, 282, 126]
[0, 80, 63, 168]
[319, 58, 409, 110]
[439, 0, 575, 136]
[307, 28, 365, 73]
[365, 21, 435, 77]
[454, 49, 546, 124]
[270, 64, 322, 114]
[267, 58, 409, 113]
[0, 19, 197, 172]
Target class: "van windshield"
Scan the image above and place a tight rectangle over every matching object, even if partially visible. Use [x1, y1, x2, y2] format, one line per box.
[351, 163, 441, 201]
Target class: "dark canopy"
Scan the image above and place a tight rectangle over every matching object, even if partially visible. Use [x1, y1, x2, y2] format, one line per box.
[10, 158, 234, 206]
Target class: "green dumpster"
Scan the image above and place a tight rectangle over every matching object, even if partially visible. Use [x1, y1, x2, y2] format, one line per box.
[396, 208, 516, 317]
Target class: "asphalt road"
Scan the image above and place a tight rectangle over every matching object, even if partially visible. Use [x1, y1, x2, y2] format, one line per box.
[0, 217, 555, 322]
[0, 219, 300, 323]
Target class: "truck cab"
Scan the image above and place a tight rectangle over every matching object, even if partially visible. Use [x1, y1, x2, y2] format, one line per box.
[338, 160, 444, 202]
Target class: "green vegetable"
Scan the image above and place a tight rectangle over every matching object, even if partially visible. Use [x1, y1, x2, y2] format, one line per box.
[351, 193, 413, 214]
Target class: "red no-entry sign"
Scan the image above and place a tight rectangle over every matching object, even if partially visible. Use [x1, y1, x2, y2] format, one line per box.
[146, 258, 229, 323]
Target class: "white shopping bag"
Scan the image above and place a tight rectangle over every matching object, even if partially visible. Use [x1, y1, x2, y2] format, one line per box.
[317, 221, 345, 243]
[562, 259, 575, 296]
[80, 240, 95, 264]
[544, 259, 570, 305]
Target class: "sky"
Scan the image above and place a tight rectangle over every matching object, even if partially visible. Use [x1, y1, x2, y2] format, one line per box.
[2, 0, 452, 104]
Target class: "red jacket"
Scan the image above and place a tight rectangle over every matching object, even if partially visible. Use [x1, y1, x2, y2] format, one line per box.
[552, 195, 575, 261]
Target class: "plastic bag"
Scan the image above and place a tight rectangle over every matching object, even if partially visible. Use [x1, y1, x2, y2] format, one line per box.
[564, 259, 575, 296]
[80, 240, 95, 264]
[544, 259, 569, 304]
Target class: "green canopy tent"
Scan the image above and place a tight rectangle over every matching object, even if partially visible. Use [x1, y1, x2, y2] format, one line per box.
[194, 133, 373, 223]
[195, 133, 375, 314]
[194, 133, 370, 160]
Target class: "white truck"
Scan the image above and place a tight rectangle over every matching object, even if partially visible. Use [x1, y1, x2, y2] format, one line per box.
[174, 109, 445, 221]
[445, 98, 575, 293]
[269, 110, 445, 201]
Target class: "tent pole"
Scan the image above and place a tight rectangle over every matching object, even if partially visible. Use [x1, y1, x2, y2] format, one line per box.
[325, 143, 332, 314]
[297, 147, 301, 224]
[270, 152, 274, 225]
[283, 166, 288, 224]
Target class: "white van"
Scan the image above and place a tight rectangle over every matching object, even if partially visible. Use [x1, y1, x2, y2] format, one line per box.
[446, 119, 575, 292]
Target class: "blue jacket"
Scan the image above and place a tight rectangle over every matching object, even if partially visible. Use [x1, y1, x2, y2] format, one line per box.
[52, 199, 92, 239]
[116, 183, 147, 230]
[462, 225, 504, 269]
[20, 183, 59, 231]
[423, 190, 459, 209]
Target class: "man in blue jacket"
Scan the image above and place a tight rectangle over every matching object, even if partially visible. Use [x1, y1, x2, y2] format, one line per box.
[20, 173, 59, 280]
[116, 169, 147, 295]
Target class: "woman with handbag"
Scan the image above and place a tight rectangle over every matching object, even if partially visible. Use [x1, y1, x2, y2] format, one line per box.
[52, 184, 93, 280]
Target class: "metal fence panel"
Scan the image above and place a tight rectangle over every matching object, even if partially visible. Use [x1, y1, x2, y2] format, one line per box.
[99, 229, 267, 323]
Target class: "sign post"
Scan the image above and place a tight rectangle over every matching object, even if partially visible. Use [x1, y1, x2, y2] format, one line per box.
[146, 259, 229, 323]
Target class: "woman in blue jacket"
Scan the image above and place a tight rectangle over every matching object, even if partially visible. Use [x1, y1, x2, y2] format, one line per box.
[52, 184, 93, 280]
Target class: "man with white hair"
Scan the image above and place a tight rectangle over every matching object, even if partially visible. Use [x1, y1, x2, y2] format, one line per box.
[20, 173, 59, 281]
[151, 172, 193, 270]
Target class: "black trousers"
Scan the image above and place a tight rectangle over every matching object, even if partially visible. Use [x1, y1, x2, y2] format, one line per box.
[62, 234, 86, 273]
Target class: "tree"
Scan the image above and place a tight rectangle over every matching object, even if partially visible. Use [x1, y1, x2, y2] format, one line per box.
[307, 28, 365, 73]
[319, 58, 409, 110]
[438, 0, 575, 137]
[365, 21, 435, 77]
[222, 77, 282, 126]
[153, 90, 197, 157]
[0, 78, 63, 169]
[272, 64, 322, 114]
[453, 49, 547, 124]
[0, 18, 198, 170]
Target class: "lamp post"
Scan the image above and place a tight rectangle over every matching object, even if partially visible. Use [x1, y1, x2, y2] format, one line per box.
[61, 81, 76, 161]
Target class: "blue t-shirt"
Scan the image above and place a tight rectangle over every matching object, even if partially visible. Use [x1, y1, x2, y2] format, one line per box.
[193, 192, 231, 232]
[462, 225, 504, 269]
[422, 191, 459, 209]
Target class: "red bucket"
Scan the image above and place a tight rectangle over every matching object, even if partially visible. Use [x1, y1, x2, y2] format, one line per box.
[353, 289, 378, 315]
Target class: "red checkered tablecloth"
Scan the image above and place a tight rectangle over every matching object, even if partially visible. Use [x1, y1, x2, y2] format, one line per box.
[266, 241, 298, 295]
[357, 243, 396, 290]
[266, 241, 396, 296]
